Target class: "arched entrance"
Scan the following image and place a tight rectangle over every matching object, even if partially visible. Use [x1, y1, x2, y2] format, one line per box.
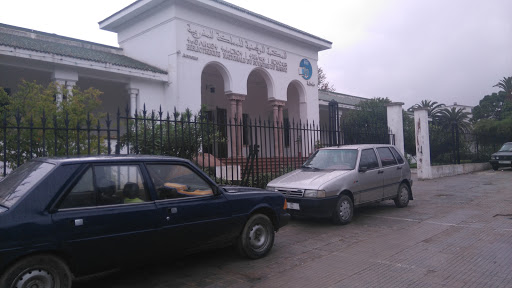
[284, 80, 305, 157]
[244, 68, 275, 157]
[200, 62, 231, 158]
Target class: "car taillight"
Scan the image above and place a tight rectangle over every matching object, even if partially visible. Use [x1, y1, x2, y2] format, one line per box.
[283, 199, 288, 210]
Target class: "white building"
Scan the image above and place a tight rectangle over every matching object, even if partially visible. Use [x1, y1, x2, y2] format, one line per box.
[99, 0, 331, 125]
[1, 0, 337, 158]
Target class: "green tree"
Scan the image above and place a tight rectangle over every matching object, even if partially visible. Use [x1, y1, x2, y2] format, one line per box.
[403, 110, 415, 157]
[119, 107, 225, 161]
[472, 91, 512, 122]
[437, 107, 472, 133]
[342, 97, 391, 144]
[317, 67, 336, 92]
[0, 80, 104, 168]
[493, 76, 512, 102]
[407, 100, 445, 119]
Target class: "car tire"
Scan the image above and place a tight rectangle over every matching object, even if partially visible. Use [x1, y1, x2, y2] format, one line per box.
[394, 183, 410, 208]
[492, 165, 499, 171]
[237, 214, 275, 259]
[331, 194, 353, 225]
[0, 254, 72, 288]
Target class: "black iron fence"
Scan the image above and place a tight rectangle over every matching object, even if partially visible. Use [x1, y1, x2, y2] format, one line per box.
[429, 123, 504, 165]
[1, 105, 394, 187]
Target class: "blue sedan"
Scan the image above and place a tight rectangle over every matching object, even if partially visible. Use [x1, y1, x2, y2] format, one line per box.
[0, 155, 289, 288]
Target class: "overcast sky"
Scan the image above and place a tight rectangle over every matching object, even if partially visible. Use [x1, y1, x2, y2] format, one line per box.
[2, 0, 511, 109]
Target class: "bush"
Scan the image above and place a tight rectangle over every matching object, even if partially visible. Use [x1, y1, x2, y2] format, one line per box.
[0, 81, 104, 169]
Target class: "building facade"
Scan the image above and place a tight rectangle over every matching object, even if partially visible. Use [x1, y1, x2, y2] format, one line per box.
[99, 0, 331, 126]
[1, 0, 333, 158]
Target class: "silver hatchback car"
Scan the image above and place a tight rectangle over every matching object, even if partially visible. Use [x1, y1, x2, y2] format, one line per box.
[266, 144, 413, 225]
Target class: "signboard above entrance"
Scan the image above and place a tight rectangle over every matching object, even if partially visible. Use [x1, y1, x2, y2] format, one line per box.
[185, 23, 288, 73]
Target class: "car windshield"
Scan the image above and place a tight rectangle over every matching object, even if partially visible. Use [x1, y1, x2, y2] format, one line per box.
[303, 149, 358, 170]
[0, 161, 55, 208]
[498, 143, 512, 152]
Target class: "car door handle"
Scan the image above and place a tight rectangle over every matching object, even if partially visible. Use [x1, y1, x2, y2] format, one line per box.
[378, 170, 384, 174]
[396, 166, 402, 170]
[167, 207, 178, 214]
[74, 219, 84, 226]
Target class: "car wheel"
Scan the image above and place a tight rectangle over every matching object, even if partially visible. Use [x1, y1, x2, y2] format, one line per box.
[394, 183, 410, 208]
[237, 214, 275, 259]
[492, 165, 499, 171]
[0, 254, 72, 288]
[331, 194, 353, 225]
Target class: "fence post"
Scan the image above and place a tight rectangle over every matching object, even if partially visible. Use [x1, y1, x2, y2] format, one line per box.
[386, 102, 404, 155]
[328, 100, 339, 146]
[414, 108, 432, 179]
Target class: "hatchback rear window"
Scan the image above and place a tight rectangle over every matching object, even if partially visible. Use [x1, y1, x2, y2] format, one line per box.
[0, 161, 55, 208]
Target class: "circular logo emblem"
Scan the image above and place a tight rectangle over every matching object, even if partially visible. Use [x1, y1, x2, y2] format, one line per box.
[299, 59, 313, 80]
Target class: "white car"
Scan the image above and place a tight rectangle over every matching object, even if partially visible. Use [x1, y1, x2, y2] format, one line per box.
[266, 144, 413, 225]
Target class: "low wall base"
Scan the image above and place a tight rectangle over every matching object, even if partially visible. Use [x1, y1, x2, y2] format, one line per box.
[419, 162, 491, 180]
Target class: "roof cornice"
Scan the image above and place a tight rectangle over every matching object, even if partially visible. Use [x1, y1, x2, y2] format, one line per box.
[99, 0, 331, 51]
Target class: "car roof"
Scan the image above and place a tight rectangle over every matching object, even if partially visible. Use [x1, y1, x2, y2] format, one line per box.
[320, 144, 395, 150]
[31, 155, 189, 165]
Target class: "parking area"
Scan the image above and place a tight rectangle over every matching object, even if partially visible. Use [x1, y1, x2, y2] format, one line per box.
[76, 168, 512, 288]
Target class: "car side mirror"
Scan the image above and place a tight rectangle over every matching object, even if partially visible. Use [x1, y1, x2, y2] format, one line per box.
[359, 166, 368, 173]
[213, 186, 223, 196]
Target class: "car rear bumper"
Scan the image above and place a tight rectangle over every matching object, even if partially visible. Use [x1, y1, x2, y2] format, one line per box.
[285, 196, 338, 218]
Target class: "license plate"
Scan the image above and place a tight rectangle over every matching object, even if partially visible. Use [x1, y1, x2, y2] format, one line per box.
[499, 161, 511, 164]
[287, 202, 300, 210]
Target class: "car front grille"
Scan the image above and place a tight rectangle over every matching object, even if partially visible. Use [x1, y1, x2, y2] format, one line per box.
[275, 188, 304, 198]
[496, 156, 512, 160]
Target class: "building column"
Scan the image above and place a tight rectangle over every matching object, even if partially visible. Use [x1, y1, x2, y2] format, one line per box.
[226, 93, 246, 158]
[269, 99, 286, 157]
[65, 80, 76, 99]
[414, 108, 432, 180]
[128, 88, 139, 116]
[386, 102, 405, 155]
[52, 69, 78, 105]
[53, 79, 66, 104]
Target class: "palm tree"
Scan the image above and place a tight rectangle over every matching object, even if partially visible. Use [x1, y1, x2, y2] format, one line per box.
[408, 100, 445, 119]
[436, 107, 472, 164]
[493, 77, 512, 102]
[437, 107, 472, 133]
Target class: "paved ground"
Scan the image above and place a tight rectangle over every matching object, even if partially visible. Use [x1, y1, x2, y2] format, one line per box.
[76, 168, 512, 288]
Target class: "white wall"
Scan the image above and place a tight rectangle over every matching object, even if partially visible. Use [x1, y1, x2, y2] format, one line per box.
[113, 1, 323, 123]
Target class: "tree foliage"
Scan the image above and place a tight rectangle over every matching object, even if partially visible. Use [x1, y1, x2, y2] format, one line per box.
[342, 97, 391, 144]
[472, 91, 512, 122]
[407, 99, 445, 119]
[317, 67, 336, 92]
[403, 110, 415, 157]
[0, 80, 104, 168]
[493, 76, 512, 102]
[436, 107, 472, 133]
[118, 107, 225, 161]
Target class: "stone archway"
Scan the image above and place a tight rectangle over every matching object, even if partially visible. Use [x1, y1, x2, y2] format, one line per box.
[245, 67, 275, 120]
[200, 62, 232, 158]
[284, 80, 306, 157]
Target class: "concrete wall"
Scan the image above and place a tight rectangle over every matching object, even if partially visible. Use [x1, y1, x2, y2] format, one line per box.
[429, 163, 491, 179]
[413, 108, 491, 180]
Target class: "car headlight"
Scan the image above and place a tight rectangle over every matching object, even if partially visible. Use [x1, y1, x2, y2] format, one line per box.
[266, 186, 277, 192]
[304, 189, 326, 198]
